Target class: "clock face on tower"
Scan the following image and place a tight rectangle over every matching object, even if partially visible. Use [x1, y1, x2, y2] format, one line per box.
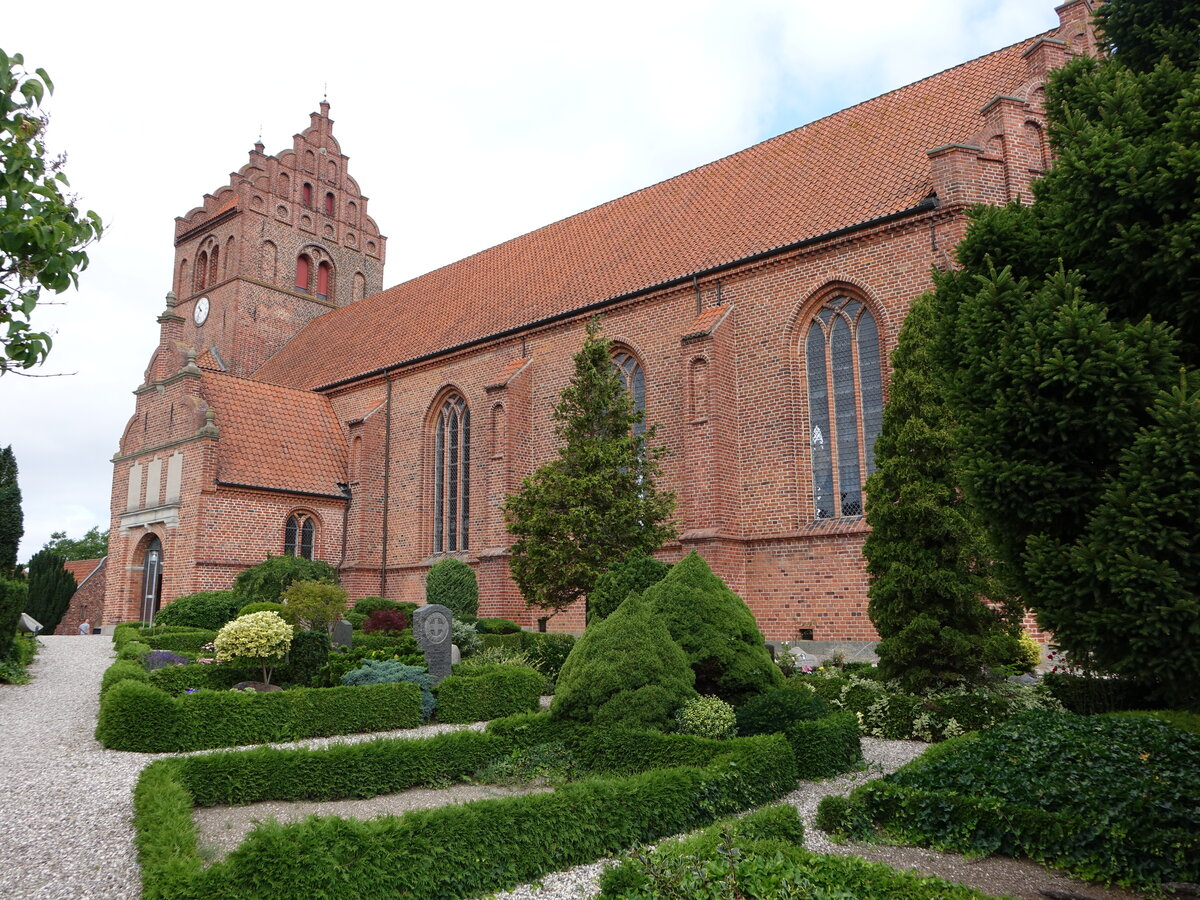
[193, 296, 210, 326]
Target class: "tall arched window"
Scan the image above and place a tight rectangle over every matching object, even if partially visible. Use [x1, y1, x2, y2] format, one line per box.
[317, 261, 332, 299]
[209, 245, 219, 284]
[612, 350, 646, 436]
[302, 182, 313, 207]
[284, 513, 315, 560]
[804, 296, 884, 519]
[433, 395, 470, 553]
[295, 254, 311, 292]
[195, 250, 208, 291]
[324, 192, 335, 216]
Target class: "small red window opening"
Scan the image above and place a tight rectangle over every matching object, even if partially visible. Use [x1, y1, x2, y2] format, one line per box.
[324, 192, 335, 216]
[209, 246, 219, 283]
[302, 183, 313, 207]
[317, 261, 332, 299]
[196, 251, 208, 291]
[295, 254, 311, 292]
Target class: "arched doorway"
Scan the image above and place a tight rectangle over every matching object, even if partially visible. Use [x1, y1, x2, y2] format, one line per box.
[140, 536, 163, 624]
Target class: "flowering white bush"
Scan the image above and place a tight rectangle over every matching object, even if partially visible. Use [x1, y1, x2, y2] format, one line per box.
[213, 611, 293, 685]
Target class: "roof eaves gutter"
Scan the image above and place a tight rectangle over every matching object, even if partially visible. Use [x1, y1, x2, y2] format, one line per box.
[315, 198, 939, 393]
[215, 480, 349, 502]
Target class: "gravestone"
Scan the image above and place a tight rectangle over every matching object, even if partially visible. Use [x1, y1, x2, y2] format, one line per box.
[414, 604, 453, 681]
[331, 619, 353, 650]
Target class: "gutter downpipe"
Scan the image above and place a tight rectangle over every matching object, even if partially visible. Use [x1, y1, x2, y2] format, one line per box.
[380, 377, 393, 597]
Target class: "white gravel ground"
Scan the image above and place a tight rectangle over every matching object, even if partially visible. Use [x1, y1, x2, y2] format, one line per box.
[0, 637, 1144, 900]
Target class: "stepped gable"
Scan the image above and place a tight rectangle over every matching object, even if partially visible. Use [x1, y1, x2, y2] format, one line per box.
[253, 33, 1047, 392]
[202, 371, 347, 496]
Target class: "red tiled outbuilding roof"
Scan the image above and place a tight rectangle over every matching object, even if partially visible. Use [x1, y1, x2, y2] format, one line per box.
[254, 35, 1046, 392]
[63, 558, 103, 586]
[202, 371, 347, 497]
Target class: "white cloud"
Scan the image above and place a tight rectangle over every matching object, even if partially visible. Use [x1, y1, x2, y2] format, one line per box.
[0, 0, 1056, 559]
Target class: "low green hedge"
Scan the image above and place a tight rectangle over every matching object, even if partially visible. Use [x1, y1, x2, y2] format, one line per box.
[148, 663, 245, 695]
[95, 679, 422, 752]
[788, 710, 861, 779]
[477, 617, 523, 634]
[133, 718, 797, 899]
[113, 624, 217, 655]
[118, 641, 152, 662]
[435, 665, 543, 723]
[351, 630, 422, 653]
[818, 709, 1200, 889]
[101, 660, 149, 697]
[600, 804, 1003, 899]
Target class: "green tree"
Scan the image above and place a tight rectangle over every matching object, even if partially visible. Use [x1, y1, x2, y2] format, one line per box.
[41, 525, 108, 561]
[24, 549, 75, 633]
[0, 50, 103, 373]
[425, 557, 478, 619]
[932, 0, 1200, 704]
[0, 446, 21, 576]
[863, 293, 1011, 692]
[504, 318, 676, 618]
[587, 552, 670, 625]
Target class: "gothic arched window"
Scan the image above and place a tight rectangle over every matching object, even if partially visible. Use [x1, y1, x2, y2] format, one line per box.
[317, 261, 332, 300]
[284, 512, 315, 560]
[302, 182, 313, 207]
[195, 250, 208, 292]
[804, 296, 884, 519]
[433, 395, 470, 553]
[612, 349, 646, 436]
[295, 254, 311, 292]
[324, 192, 335, 216]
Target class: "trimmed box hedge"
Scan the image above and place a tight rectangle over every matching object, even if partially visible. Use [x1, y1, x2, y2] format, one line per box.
[113, 624, 217, 655]
[479, 631, 576, 683]
[435, 665, 543, 723]
[133, 717, 798, 899]
[96, 679, 422, 751]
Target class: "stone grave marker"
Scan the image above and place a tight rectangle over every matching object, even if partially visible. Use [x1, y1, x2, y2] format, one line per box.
[331, 619, 353, 650]
[414, 604, 453, 681]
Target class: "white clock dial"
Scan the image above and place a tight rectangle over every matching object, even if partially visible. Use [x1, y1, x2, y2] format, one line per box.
[194, 296, 210, 325]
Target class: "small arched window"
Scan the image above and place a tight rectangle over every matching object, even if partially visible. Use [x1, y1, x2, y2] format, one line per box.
[804, 296, 884, 519]
[209, 245, 219, 283]
[317, 261, 332, 299]
[324, 192, 335, 216]
[302, 183, 313, 207]
[433, 395, 470, 553]
[196, 250, 208, 291]
[284, 513, 316, 560]
[295, 254, 311, 292]
[612, 350, 646, 436]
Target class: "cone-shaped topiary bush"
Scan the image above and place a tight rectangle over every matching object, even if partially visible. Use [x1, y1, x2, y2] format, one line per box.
[551, 593, 696, 731]
[587, 553, 670, 624]
[643, 552, 783, 706]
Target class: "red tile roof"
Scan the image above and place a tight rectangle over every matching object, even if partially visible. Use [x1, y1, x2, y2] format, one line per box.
[254, 34, 1046, 392]
[63, 558, 103, 586]
[202, 371, 347, 496]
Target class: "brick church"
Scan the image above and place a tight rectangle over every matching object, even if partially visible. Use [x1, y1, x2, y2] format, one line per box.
[101, 2, 1097, 637]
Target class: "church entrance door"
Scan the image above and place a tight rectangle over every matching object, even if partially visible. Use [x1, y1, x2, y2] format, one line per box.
[140, 537, 163, 624]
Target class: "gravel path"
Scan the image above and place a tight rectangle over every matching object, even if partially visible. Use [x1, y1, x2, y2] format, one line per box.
[0, 638, 1147, 900]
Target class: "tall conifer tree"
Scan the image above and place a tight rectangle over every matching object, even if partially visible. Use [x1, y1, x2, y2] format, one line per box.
[24, 549, 75, 633]
[0, 446, 22, 577]
[504, 318, 676, 617]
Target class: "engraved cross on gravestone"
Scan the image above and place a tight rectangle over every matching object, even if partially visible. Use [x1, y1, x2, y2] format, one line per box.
[414, 604, 453, 681]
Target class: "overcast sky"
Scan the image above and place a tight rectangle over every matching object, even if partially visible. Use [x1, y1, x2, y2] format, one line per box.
[2, 0, 1058, 561]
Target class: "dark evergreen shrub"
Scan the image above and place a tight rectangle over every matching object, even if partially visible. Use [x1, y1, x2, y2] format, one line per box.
[232, 555, 337, 604]
[24, 550, 75, 634]
[736, 686, 831, 737]
[425, 558, 479, 619]
[788, 711, 863, 778]
[642, 552, 783, 706]
[551, 593, 696, 731]
[362, 609, 408, 633]
[587, 552, 669, 624]
[0, 578, 26, 660]
[342, 659, 437, 722]
[277, 630, 331, 686]
[153, 590, 241, 631]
